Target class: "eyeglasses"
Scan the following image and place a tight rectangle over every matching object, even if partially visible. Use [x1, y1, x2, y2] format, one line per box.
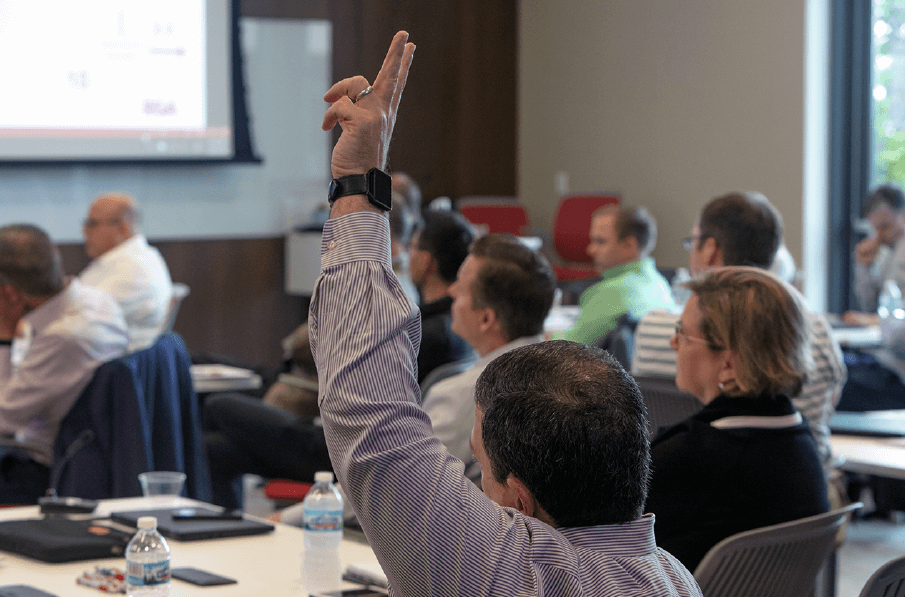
[83, 218, 122, 229]
[674, 320, 712, 346]
[682, 235, 702, 251]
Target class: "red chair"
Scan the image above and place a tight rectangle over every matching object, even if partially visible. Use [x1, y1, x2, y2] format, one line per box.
[550, 193, 620, 282]
[264, 480, 312, 505]
[457, 197, 531, 236]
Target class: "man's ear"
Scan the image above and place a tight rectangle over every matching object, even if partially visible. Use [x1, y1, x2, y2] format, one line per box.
[505, 476, 536, 518]
[620, 235, 641, 260]
[700, 236, 723, 268]
[478, 307, 499, 335]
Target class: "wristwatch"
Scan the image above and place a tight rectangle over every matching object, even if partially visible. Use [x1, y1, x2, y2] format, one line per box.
[328, 168, 392, 211]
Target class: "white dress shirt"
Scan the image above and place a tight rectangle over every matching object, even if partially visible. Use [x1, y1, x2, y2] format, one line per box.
[0, 280, 129, 465]
[80, 234, 173, 351]
[421, 334, 544, 464]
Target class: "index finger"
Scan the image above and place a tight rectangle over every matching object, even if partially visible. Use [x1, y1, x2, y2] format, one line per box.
[372, 31, 411, 102]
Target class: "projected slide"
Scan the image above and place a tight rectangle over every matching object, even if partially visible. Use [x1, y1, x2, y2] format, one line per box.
[0, 0, 233, 160]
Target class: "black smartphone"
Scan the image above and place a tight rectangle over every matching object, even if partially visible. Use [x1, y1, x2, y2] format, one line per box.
[171, 567, 237, 586]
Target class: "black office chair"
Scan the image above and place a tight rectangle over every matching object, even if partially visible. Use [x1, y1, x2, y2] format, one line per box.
[595, 313, 638, 369]
[858, 554, 905, 597]
[632, 374, 702, 437]
[419, 357, 477, 399]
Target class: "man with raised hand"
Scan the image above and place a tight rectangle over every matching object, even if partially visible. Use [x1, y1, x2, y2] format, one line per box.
[310, 31, 701, 596]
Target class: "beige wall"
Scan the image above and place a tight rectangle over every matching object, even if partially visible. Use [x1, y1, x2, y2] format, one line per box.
[519, 0, 829, 305]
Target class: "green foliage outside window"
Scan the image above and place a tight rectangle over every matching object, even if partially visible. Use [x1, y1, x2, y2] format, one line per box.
[874, 0, 905, 184]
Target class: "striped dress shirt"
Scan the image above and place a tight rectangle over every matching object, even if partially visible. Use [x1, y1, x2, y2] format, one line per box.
[310, 211, 701, 597]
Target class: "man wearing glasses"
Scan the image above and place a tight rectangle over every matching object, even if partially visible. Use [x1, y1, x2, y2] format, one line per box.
[631, 192, 846, 474]
[81, 193, 173, 351]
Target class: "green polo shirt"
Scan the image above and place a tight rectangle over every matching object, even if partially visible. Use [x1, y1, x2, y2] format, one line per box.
[553, 257, 675, 346]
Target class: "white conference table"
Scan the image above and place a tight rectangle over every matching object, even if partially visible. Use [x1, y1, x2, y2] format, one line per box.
[830, 434, 905, 481]
[0, 497, 382, 597]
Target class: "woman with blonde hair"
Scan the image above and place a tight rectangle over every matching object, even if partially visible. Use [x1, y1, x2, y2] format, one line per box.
[645, 266, 829, 570]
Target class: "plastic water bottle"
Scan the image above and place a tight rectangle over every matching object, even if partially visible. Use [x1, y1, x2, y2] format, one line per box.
[303, 471, 343, 593]
[878, 279, 904, 320]
[125, 516, 171, 597]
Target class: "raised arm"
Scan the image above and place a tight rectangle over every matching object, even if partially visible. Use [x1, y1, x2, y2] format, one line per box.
[321, 30, 415, 217]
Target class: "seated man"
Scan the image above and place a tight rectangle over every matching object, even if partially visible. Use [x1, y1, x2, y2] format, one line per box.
[0, 224, 129, 503]
[422, 231, 556, 471]
[311, 31, 700, 596]
[631, 192, 846, 475]
[407, 210, 475, 383]
[553, 205, 674, 345]
[852, 184, 905, 312]
[80, 193, 173, 351]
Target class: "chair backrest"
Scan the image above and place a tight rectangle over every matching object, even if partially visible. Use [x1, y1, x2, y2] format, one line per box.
[632, 375, 703, 437]
[551, 194, 620, 263]
[53, 333, 211, 502]
[162, 283, 190, 333]
[596, 314, 639, 369]
[694, 502, 863, 597]
[128, 333, 211, 501]
[52, 359, 153, 499]
[457, 197, 530, 236]
[420, 357, 477, 398]
[859, 555, 905, 597]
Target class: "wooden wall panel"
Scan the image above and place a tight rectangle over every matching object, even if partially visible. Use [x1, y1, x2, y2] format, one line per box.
[58, 238, 307, 367]
[244, 0, 519, 205]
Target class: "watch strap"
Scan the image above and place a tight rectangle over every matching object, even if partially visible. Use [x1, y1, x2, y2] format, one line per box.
[328, 174, 369, 204]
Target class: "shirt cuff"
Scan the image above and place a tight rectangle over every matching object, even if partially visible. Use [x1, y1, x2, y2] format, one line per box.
[321, 211, 392, 271]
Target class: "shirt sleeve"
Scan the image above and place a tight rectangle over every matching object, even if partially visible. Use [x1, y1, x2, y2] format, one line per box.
[309, 211, 534, 597]
[854, 262, 880, 312]
[0, 331, 97, 441]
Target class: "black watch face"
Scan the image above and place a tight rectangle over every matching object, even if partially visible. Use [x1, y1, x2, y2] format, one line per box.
[369, 169, 393, 211]
[327, 179, 340, 203]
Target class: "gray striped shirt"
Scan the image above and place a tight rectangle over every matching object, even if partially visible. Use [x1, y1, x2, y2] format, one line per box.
[310, 211, 701, 597]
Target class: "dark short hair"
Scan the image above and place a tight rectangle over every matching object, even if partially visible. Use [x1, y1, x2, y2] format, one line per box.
[862, 184, 905, 217]
[697, 192, 782, 268]
[474, 340, 651, 527]
[416, 211, 475, 283]
[0, 224, 65, 297]
[470, 234, 556, 342]
[613, 206, 657, 256]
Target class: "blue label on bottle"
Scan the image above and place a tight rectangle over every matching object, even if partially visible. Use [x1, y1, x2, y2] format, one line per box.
[126, 559, 170, 587]
[303, 509, 343, 532]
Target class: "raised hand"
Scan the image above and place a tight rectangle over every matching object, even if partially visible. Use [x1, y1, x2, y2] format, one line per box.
[322, 31, 416, 179]
[854, 236, 881, 267]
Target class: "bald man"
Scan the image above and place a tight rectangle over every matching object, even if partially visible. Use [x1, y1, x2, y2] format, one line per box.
[80, 194, 173, 351]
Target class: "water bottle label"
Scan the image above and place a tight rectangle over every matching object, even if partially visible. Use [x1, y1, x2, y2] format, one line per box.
[303, 509, 343, 532]
[126, 559, 170, 587]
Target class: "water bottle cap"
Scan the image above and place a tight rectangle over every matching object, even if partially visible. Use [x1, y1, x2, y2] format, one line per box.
[314, 471, 334, 484]
[137, 516, 157, 530]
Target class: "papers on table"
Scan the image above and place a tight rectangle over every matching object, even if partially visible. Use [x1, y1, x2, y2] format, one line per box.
[190, 364, 263, 393]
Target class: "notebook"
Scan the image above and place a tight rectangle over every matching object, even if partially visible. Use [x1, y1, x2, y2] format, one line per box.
[110, 507, 274, 541]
